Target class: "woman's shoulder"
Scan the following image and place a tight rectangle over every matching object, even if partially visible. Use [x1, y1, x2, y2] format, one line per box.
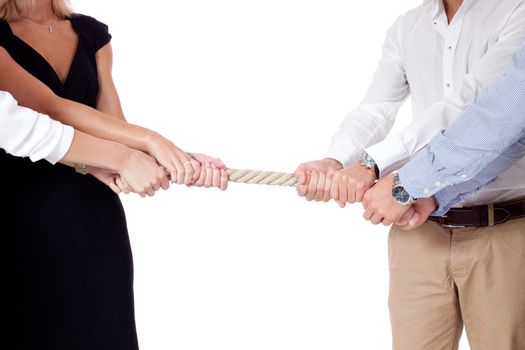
[69, 14, 109, 33]
[0, 20, 13, 46]
[69, 14, 112, 52]
[0, 19, 11, 33]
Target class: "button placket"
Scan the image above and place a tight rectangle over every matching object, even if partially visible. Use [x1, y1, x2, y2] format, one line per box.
[441, 16, 463, 94]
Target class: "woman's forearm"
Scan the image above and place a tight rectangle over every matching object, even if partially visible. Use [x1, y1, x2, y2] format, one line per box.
[60, 129, 132, 173]
[0, 47, 193, 184]
[60, 129, 170, 197]
[0, 47, 156, 154]
[45, 96, 156, 154]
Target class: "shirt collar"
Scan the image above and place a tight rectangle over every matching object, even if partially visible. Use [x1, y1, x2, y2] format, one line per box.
[430, 0, 445, 21]
[430, 0, 475, 23]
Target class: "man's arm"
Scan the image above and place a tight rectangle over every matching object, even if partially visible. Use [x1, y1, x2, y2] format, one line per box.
[365, 2, 525, 175]
[325, 14, 410, 166]
[295, 14, 410, 202]
[423, 136, 525, 216]
[361, 136, 525, 230]
[398, 44, 525, 207]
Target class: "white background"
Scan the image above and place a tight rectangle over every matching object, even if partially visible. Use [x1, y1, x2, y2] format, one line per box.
[75, 1, 471, 349]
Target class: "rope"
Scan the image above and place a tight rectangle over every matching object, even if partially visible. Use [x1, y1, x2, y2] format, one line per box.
[226, 168, 297, 187]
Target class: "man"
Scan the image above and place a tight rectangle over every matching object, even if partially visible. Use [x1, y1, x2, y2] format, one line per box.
[361, 42, 525, 349]
[295, 0, 525, 348]
[0, 90, 168, 196]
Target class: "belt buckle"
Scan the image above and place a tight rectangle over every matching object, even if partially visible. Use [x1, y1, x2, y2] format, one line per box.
[439, 215, 467, 229]
[442, 223, 467, 228]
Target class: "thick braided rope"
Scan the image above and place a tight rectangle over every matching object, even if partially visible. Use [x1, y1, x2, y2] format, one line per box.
[226, 168, 297, 187]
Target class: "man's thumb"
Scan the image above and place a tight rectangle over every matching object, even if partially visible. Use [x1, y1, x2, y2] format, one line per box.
[401, 212, 423, 231]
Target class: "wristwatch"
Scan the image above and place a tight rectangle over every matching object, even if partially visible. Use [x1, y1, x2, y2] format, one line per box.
[392, 173, 416, 205]
[360, 151, 380, 180]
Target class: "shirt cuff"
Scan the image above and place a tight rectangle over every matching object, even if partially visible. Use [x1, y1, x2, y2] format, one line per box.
[432, 186, 462, 216]
[325, 147, 360, 167]
[40, 124, 75, 164]
[364, 137, 409, 176]
[397, 150, 450, 199]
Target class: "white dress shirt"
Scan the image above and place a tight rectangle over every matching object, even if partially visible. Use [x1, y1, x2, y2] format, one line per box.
[0, 91, 74, 164]
[326, 0, 525, 206]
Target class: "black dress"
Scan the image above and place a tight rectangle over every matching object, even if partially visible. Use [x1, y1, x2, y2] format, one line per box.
[0, 15, 139, 350]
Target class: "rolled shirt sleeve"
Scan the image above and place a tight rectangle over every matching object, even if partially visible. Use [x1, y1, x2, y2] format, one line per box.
[0, 91, 74, 164]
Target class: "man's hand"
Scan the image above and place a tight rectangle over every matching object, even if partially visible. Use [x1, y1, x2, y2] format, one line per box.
[294, 158, 343, 202]
[362, 174, 436, 227]
[398, 199, 437, 230]
[330, 161, 376, 207]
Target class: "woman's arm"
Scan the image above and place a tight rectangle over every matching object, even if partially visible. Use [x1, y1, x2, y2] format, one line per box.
[94, 42, 229, 191]
[0, 46, 191, 184]
[61, 130, 169, 197]
[95, 44, 126, 120]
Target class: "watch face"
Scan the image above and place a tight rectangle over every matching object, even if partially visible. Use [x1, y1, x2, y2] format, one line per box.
[393, 186, 411, 204]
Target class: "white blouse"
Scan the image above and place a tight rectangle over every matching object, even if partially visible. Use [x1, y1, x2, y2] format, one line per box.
[0, 91, 74, 164]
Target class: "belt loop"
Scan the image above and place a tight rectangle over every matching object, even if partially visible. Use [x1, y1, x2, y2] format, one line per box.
[488, 204, 495, 226]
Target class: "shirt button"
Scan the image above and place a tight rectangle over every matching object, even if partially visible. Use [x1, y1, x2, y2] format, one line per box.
[447, 83, 452, 88]
[448, 45, 453, 50]
[461, 174, 467, 179]
[435, 181, 442, 187]
[423, 188, 430, 194]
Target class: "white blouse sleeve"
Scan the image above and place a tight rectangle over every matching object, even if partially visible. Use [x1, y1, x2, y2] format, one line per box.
[0, 91, 74, 164]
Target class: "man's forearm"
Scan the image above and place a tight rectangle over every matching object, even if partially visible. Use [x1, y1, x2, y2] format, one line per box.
[431, 136, 525, 215]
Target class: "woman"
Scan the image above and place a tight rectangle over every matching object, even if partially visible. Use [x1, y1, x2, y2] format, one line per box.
[0, 1, 227, 348]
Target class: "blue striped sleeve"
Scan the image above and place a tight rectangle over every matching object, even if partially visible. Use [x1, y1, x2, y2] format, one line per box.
[398, 43, 525, 202]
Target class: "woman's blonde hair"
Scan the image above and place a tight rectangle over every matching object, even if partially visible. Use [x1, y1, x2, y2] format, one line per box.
[0, 0, 73, 21]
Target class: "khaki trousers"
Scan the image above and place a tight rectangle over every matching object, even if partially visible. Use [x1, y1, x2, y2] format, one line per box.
[388, 218, 525, 350]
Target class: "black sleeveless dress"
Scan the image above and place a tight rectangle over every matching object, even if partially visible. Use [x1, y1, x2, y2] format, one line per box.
[0, 15, 139, 350]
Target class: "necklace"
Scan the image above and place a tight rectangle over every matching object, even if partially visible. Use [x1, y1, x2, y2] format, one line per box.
[20, 15, 58, 33]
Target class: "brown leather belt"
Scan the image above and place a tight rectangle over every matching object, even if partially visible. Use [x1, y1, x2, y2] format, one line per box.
[428, 199, 525, 228]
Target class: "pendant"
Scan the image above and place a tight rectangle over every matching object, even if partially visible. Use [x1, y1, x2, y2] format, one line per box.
[49, 26, 53, 33]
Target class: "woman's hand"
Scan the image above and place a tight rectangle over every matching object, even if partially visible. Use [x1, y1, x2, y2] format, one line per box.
[87, 148, 170, 197]
[189, 153, 228, 191]
[117, 149, 170, 196]
[86, 167, 122, 194]
[145, 133, 199, 185]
